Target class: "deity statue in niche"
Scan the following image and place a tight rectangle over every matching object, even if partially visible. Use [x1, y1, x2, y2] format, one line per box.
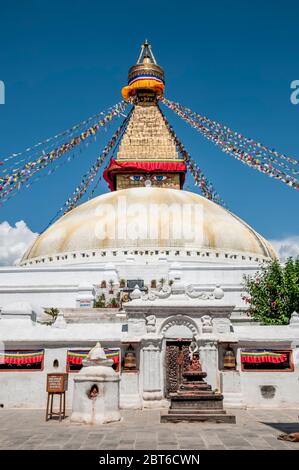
[187, 336, 202, 372]
[188, 335, 199, 362]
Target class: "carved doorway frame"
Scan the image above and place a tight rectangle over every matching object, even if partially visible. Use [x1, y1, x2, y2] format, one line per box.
[165, 339, 191, 397]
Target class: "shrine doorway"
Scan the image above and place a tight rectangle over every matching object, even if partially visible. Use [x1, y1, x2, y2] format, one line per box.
[165, 340, 191, 397]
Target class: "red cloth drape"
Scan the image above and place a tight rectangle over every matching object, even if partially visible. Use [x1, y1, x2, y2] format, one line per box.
[67, 350, 119, 365]
[241, 353, 287, 364]
[103, 159, 187, 191]
[1, 352, 44, 364]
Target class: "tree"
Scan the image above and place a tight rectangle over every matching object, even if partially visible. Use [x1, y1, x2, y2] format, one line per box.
[242, 257, 299, 325]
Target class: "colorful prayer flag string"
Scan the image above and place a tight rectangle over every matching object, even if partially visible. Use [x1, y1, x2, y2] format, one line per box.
[0, 102, 128, 202]
[165, 100, 299, 169]
[162, 98, 299, 191]
[0, 102, 126, 167]
[0, 147, 85, 205]
[157, 105, 225, 206]
[47, 110, 132, 226]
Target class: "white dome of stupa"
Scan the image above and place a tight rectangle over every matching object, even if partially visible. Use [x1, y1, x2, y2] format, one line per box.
[20, 187, 276, 266]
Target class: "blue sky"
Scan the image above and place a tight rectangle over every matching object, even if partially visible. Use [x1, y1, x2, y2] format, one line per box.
[0, 0, 298, 240]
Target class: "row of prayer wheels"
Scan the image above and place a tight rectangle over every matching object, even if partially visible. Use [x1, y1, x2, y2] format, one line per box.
[123, 344, 236, 371]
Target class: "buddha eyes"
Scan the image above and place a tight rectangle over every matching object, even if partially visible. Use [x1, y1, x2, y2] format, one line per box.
[129, 175, 168, 182]
[129, 175, 144, 181]
[152, 175, 167, 182]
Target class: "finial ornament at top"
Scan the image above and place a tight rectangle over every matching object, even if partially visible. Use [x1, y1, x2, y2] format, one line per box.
[136, 39, 157, 65]
[121, 40, 165, 102]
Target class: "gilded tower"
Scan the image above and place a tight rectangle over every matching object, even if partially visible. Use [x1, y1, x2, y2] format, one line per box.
[103, 41, 186, 191]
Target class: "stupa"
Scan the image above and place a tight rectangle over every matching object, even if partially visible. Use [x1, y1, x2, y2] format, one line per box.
[71, 342, 121, 425]
[0, 42, 298, 414]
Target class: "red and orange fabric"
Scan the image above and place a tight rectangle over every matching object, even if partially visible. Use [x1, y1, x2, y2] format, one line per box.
[67, 349, 120, 365]
[122, 78, 164, 100]
[0, 350, 44, 364]
[240, 350, 287, 364]
[103, 158, 187, 190]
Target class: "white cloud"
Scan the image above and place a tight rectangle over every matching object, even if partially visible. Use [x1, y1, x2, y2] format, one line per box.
[270, 236, 299, 261]
[0, 221, 38, 266]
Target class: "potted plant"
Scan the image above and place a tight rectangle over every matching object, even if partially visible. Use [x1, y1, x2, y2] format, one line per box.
[108, 297, 119, 308]
[94, 293, 106, 308]
[108, 279, 114, 294]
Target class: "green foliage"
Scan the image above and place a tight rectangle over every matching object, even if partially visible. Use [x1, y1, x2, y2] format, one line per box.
[119, 279, 126, 288]
[94, 292, 120, 309]
[116, 291, 121, 301]
[94, 293, 106, 308]
[108, 297, 120, 308]
[108, 279, 114, 293]
[243, 257, 299, 325]
[44, 307, 59, 325]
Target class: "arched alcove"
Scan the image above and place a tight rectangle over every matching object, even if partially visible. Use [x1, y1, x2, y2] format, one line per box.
[159, 314, 199, 339]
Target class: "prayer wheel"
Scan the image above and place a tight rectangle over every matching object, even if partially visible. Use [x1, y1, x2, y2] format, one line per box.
[123, 344, 137, 370]
[223, 347, 236, 370]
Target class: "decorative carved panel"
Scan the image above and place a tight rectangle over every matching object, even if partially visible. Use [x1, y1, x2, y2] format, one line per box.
[165, 341, 191, 397]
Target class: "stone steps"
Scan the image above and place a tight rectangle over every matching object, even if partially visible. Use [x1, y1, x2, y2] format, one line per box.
[168, 408, 227, 415]
[161, 411, 236, 424]
[170, 395, 224, 410]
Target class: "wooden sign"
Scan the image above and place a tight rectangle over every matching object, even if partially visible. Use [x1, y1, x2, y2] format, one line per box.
[47, 373, 68, 393]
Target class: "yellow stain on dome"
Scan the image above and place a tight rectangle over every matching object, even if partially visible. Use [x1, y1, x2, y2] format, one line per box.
[21, 187, 276, 264]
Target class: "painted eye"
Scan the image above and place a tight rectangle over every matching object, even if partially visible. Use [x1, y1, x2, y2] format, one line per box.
[129, 175, 144, 181]
[152, 175, 167, 182]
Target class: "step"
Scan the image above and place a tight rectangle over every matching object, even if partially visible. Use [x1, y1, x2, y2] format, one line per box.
[168, 408, 227, 415]
[179, 385, 212, 391]
[172, 393, 223, 401]
[160, 412, 236, 424]
[171, 398, 224, 410]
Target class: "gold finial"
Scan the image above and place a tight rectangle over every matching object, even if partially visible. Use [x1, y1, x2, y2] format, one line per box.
[122, 41, 165, 102]
[136, 39, 157, 65]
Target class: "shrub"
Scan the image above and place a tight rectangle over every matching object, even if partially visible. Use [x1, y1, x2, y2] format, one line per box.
[242, 257, 299, 325]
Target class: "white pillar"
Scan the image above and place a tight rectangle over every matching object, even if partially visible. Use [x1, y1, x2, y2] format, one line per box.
[220, 370, 245, 409]
[199, 339, 219, 391]
[141, 335, 168, 408]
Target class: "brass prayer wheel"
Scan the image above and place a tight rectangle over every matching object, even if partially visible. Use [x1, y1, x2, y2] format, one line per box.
[223, 347, 236, 369]
[123, 344, 137, 370]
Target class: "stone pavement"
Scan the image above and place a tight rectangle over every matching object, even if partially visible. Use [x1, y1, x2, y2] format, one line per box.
[0, 408, 299, 450]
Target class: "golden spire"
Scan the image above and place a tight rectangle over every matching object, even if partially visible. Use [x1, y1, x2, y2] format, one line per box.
[121, 40, 165, 102]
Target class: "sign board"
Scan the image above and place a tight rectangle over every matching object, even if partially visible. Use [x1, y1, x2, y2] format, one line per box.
[76, 299, 93, 309]
[126, 279, 144, 290]
[47, 373, 68, 393]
